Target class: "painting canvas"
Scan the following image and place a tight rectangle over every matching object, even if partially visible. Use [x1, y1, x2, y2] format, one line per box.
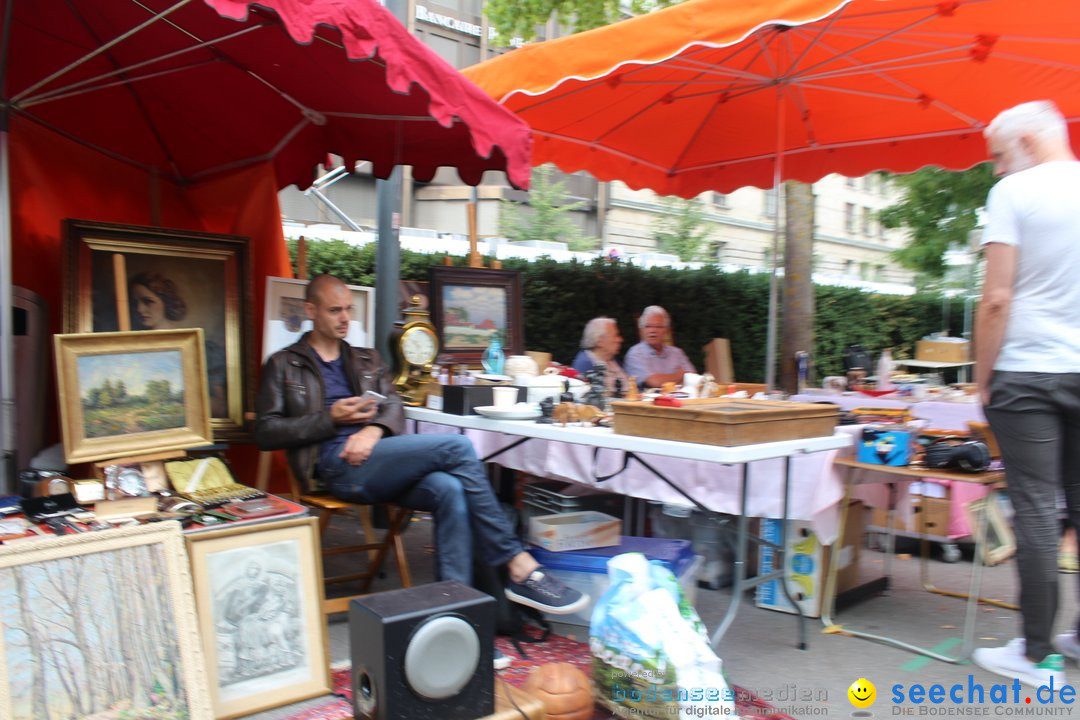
[54, 329, 214, 464]
[429, 267, 524, 365]
[186, 518, 329, 718]
[262, 277, 374, 361]
[63, 219, 254, 441]
[0, 523, 212, 720]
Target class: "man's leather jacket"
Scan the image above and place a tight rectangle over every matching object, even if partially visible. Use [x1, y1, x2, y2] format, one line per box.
[254, 334, 404, 491]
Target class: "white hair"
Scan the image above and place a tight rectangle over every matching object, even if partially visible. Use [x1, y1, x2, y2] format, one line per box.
[580, 317, 616, 349]
[985, 100, 1067, 146]
[638, 306, 670, 329]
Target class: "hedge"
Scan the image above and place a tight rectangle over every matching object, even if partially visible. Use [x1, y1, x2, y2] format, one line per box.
[290, 239, 966, 383]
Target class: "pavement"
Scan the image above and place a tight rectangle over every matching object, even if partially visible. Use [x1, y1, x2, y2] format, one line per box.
[241, 510, 1080, 719]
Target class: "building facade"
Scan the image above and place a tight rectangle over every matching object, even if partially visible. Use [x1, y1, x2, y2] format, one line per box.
[277, 0, 915, 287]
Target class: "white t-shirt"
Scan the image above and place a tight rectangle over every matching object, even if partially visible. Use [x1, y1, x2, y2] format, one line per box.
[981, 161, 1080, 372]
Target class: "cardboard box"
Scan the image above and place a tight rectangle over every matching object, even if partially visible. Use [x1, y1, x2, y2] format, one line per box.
[528, 511, 621, 552]
[870, 496, 950, 536]
[915, 339, 970, 363]
[755, 500, 864, 617]
[702, 338, 734, 384]
[856, 427, 914, 466]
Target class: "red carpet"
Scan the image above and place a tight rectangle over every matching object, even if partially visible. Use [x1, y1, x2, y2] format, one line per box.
[279, 633, 797, 720]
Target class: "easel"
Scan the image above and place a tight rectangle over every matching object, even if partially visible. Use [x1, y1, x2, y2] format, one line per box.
[453, 194, 501, 270]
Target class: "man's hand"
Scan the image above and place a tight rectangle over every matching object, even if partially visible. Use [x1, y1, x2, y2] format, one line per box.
[330, 396, 379, 425]
[339, 426, 384, 466]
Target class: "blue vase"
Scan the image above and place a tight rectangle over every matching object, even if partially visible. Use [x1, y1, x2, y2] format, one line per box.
[482, 338, 505, 375]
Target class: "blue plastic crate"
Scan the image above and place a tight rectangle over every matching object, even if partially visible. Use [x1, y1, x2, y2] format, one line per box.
[529, 536, 694, 576]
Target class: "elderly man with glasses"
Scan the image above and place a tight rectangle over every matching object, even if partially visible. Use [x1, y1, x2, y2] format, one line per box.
[623, 305, 696, 389]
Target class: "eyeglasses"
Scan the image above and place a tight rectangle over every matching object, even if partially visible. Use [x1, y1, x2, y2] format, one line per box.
[643, 324, 669, 330]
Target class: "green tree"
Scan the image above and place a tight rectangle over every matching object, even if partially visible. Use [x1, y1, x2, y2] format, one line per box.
[485, 0, 673, 45]
[498, 165, 600, 251]
[652, 196, 712, 261]
[880, 164, 997, 280]
[145, 379, 173, 405]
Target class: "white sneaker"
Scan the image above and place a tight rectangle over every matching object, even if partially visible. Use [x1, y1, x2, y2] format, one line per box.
[1053, 633, 1080, 662]
[494, 648, 512, 671]
[973, 639, 1066, 690]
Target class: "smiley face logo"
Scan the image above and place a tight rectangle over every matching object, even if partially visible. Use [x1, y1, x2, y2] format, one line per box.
[848, 678, 876, 708]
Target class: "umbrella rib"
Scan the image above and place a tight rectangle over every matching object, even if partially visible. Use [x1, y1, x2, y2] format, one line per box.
[533, 130, 671, 174]
[21, 61, 217, 109]
[325, 112, 450, 122]
[20, 25, 262, 107]
[12, 0, 195, 104]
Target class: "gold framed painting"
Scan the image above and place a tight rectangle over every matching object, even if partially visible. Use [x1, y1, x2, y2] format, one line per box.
[54, 329, 214, 464]
[185, 517, 330, 719]
[63, 219, 254, 441]
[0, 522, 213, 720]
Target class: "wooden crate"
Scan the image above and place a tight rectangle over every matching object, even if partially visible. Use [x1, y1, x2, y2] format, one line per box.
[610, 398, 839, 446]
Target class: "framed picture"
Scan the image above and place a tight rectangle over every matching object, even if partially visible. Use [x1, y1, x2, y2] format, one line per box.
[428, 267, 524, 365]
[0, 522, 213, 720]
[185, 517, 329, 719]
[54, 329, 214, 464]
[262, 276, 375, 361]
[63, 219, 254, 441]
[965, 491, 1016, 566]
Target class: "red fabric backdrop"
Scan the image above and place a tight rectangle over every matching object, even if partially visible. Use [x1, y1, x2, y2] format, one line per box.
[10, 117, 293, 484]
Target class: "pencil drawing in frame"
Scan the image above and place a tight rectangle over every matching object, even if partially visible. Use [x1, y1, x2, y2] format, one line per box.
[54, 329, 214, 464]
[0, 522, 213, 720]
[185, 517, 329, 719]
[262, 276, 375, 361]
[63, 219, 254, 441]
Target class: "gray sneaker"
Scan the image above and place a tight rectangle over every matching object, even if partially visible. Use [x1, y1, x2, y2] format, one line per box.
[505, 568, 589, 615]
[1053, 633, 1080, 662]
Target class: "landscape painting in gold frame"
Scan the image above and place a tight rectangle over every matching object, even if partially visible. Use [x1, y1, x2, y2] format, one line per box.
[54, 329, 214, 464]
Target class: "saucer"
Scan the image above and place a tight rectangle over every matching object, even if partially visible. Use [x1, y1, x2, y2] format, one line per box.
[474, 404, 543, 420]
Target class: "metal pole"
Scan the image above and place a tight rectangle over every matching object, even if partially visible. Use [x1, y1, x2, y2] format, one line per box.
[374, 0, 408, 362]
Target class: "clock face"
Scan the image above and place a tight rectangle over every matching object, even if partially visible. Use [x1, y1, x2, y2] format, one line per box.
[401, 326, 438, 365]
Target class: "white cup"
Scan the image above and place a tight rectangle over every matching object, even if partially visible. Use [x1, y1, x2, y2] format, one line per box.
[491, 386, 518, 408]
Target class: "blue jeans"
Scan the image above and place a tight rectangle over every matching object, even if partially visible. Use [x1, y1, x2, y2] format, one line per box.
[317, 434, 523, 585]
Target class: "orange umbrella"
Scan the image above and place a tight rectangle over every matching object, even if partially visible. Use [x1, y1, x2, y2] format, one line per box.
[466, 0, 1080, 197]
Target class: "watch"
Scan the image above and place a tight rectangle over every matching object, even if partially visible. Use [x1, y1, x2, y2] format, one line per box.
[391, 296, 440, 405]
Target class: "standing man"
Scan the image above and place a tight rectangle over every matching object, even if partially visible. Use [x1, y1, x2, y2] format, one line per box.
[254, 275, 587, 619]
[972, 100, 1080, 690]
[623, 305, 696, 388]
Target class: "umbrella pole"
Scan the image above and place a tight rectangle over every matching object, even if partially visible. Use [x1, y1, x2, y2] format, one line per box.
[764, 87, 786, 391]
[0, 125, 14, 492]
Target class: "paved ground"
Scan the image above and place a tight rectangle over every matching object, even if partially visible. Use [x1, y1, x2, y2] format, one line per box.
[242, 510, 1080, 719]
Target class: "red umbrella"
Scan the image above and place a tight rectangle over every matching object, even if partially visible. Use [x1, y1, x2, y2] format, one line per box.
[3, 0, 532, 189]
[465, 0, 1079, 197]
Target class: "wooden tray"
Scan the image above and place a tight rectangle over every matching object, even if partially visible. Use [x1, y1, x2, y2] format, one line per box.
[611, 397, 839, 446]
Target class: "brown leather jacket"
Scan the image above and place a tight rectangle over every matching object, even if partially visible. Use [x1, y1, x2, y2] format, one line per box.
[254, 335, 405, 491]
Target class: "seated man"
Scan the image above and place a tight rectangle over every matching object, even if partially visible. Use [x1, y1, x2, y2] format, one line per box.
[254, 274, 588, 621]
[623, 305, 696, 388]
[571, 317, 628, 392]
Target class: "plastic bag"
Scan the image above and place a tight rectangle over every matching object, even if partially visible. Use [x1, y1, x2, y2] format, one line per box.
[590, 553, 735, 718]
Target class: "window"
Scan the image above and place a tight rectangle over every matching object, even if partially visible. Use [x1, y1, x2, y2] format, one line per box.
[843, 259, 854, 275]
[860, 261, 871, 279]
[763, 189, 777, 217]
[845, 176, 856, 188]
[712, 192, 729, 209]
[861, 207, 872, 236]
[844, 203, 856, 234]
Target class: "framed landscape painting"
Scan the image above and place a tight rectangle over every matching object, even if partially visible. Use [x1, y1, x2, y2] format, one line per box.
[186, 517, 329, 719]
[428, 266, 524, 365]
[0, 522, 213, 720]
[54, 329, 214, 464]
[63, 219, 254, 440]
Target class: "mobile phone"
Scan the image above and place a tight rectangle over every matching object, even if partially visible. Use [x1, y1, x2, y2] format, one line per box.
[361, 390, 387, 405]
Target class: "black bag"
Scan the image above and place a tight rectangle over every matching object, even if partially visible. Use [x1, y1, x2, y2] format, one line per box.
[843, 344, 873, 372]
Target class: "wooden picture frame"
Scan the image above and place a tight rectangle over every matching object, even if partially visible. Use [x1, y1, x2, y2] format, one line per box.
[0, 522, 213, 720]
[63, 219, 254, 441]
[965, 491, 1016, 566]
[262, 276, 375, 361]
[428, 267, 524, 365]
[54, 329, 214, 464]
[185, 517, 330, 719]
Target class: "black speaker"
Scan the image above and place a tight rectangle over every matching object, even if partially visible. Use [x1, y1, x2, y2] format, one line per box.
[349, 580, 495, 720]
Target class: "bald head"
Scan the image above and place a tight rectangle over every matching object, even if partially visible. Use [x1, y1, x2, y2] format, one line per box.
[306, 274, 347, 306]
[305, 274, 353, 344]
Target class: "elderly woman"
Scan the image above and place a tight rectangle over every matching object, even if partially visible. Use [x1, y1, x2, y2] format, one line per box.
[571, 317, 628, 391]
